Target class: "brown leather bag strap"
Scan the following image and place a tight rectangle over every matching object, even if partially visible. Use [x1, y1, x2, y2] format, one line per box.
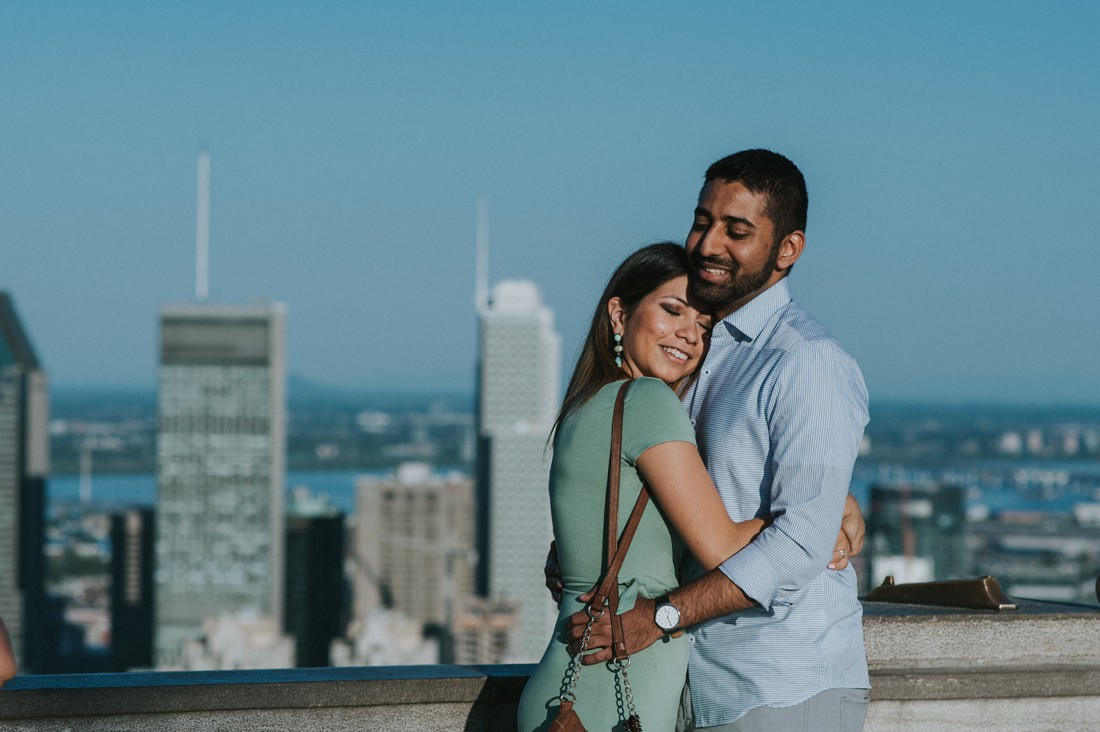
[605, 379, 629, 567]
[588, 494, 648, 624]
[589, 380, 650, 660]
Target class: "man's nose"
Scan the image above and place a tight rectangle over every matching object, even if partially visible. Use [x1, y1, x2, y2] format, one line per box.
[691, 227, 724, 259]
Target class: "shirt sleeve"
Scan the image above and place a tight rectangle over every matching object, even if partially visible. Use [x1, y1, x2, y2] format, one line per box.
[620, 377, 696, 464]
[717, 340, 868, 610]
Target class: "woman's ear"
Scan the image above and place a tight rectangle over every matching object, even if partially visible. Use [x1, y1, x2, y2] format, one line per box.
[607, 297, 627, 334]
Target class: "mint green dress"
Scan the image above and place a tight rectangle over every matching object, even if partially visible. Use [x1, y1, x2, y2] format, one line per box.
[517, 378, 696, 732]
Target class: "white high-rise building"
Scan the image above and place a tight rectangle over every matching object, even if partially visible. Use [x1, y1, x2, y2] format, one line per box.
[476, 280, 560, 662]
[154, 302, 287, 668]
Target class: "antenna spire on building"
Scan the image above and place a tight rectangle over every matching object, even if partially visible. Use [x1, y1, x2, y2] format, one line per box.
[475, 197, 489, 315]
[195, 151, 211, 302]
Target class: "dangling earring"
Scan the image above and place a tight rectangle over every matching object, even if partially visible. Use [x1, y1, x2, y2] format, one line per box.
[613, 333, 623, 368]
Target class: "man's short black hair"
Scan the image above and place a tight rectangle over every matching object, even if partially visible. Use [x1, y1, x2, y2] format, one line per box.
[705, 149, 808, 247]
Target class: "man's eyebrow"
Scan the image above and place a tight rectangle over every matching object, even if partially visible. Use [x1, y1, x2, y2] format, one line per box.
[720, 214, 756, 229]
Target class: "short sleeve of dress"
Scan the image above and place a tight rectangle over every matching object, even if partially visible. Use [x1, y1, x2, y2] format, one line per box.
[620, 377, 697, 464]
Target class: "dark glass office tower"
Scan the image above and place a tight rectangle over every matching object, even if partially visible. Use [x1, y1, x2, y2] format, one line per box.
[110, 508, 155, 671]
[285, 496, 345, 667]
[868, 482, 967, 588]
[0, 292, 49, 673]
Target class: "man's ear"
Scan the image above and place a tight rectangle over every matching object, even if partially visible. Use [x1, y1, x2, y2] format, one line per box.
[607, 297, 627, 333]
[776, 231, 805, 272]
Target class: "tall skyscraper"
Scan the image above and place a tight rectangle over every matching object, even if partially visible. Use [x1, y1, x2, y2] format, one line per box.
[475, 280, 560, 661]
[154, 302, 287, 667]
[0, 293, 49, 673]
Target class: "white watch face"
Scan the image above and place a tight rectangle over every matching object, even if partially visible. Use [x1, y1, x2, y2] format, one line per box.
[655, 603, 680, 630]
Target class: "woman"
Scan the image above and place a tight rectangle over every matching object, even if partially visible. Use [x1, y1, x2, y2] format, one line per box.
[517, 242, 770, 731]
[0, 616, 15, 688]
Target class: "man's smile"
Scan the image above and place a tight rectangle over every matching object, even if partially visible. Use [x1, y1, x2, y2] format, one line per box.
[693, 256, 735, 283]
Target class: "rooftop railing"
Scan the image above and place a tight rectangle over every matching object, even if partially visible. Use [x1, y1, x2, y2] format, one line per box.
[3, 598, 1099, 731]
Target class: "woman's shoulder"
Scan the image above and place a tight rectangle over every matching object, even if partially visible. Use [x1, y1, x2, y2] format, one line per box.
[625, 376, 681, 406]
[558, 378, 694, 458]
[621, 378, 695, 456]
[615, 378, 689, 430]
[567, 378, 681, 426]
[586, 377, 682, 408]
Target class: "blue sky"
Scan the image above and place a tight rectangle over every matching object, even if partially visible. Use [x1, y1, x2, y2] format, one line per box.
[2, 2, 1097, 405]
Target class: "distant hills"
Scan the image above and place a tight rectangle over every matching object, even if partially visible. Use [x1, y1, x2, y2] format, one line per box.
[51, 375, 475, 416]
[50, 379, 1097, 421]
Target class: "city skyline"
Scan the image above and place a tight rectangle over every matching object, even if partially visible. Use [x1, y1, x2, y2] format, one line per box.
[2, 4, 1099, 406]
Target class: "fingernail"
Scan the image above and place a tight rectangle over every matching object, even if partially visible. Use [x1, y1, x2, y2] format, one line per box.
[828, 563, 837, 570]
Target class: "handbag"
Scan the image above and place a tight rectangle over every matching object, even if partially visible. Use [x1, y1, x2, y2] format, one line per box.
[551, 379, 648, 732]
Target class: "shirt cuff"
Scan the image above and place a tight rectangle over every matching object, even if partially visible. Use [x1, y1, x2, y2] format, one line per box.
[718, 540, 781, 611]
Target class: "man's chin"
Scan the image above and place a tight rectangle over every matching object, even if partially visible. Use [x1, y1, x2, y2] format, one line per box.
[690, 281, 739, 311]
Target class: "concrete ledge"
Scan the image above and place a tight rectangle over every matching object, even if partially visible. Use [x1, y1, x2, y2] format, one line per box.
[866, 697, 1100, 732]
[0, 665, 529, 724]
[863, 598, 1100, 672]
[2, 601, 1099, 731]
[871, 667, 1100, 700]
[860, 598, 1100, 731]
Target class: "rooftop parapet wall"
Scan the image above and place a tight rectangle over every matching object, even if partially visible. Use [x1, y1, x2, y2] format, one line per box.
[2, 600, 1099, 732]
[0, 665, 530, 732]
[862, 599, 1100, 731]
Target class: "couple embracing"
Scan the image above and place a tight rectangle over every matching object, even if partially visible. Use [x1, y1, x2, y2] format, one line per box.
[518, 149, 871, 732]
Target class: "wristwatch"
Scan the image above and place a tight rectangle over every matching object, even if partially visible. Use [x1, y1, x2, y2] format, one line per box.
[654, 596, 683, 638]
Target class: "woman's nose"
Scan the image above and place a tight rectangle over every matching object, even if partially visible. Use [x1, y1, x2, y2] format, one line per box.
[678, 324, 698, 344]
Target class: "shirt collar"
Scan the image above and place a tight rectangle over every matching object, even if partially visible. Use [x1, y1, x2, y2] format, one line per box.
[714, 278, 792, 342]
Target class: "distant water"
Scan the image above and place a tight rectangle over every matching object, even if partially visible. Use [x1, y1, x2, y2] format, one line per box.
[47, 459, 1100, 516]
[48, 469, 398, 514]
[851, 458, 1100, 514]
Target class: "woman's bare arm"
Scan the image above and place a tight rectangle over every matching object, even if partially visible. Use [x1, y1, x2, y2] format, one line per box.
[636, 441, 766, 569]
[0, 617, 16, 688]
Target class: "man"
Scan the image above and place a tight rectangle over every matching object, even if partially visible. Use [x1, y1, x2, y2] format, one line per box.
[566, 149, 870, 731]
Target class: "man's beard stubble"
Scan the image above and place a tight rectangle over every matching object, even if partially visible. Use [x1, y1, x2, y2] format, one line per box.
[688, 243, 781, 312]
